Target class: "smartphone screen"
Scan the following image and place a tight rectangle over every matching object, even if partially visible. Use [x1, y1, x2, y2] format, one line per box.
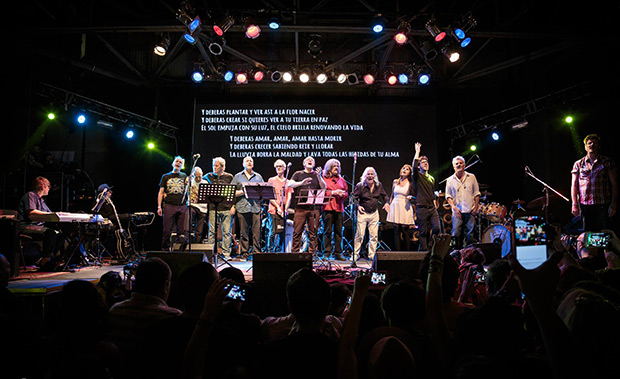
[371, 271, 386, 285]
[226, 284, 247, 302]
[514, 215, 548, 269]
[585, 232, 610, 248]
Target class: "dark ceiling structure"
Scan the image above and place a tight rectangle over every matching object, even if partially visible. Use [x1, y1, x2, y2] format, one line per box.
[9, 0, 618, 140]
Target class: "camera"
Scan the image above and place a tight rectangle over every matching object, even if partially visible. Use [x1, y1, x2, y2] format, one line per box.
[585, 232, 610, 248]
[225, 284, 248, 302]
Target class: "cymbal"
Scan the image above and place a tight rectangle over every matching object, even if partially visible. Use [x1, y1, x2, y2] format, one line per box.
[527, 195, 557, 209]
[481, 190, 493, 197]
[512, 199, 525, 205]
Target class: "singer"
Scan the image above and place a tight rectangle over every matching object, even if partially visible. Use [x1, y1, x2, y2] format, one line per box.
[157, 156, 188, 251]
[289, 156, 326, 255]
[205, 157, 235, 259]
[321, 158, 348, 260]
[266, 159, 294, 252]
[445, 155, 481, 249]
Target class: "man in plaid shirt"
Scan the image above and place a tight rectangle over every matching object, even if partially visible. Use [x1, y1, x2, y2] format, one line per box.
[571, 134, 618, 231]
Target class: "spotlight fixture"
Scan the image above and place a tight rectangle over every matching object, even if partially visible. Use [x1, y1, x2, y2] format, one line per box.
[363, 73, 375, 85]
[213, 15, 234, 36]
[223, 70, 234, 82]
[316, 72, 328, 84]
[398, 73, 409, 85]
[347, 73, 359, 85]
[125, 130, 135, 139]
[394, 22, 410, 45]
[191, 64, 205, 83]
[308, 34, 322, 58]
[385, 71, 398, 85]
[417, 68, 431, 85]
[442, 43, 460, 62]
[491, 131, 500, 141]
[371, 14, 386, 33]
[421, 40, 438, 61]
[208, 38, 224, 55]
[282, 71, 293, 82]
[336, 73, 347, 84]
[250, 68, 264, 81]
[244, 18, 261, 39]
[184, 32, 198, 45]
[189, 16, 201, 33]
[299, 72, 310, 83]
[452, 12, 477, 48]
[268, 17, 281, 30]
[270, 70, 282, 82]
[425, 17, 446, 42]
[235, 70, 248, 84]
[154, 34, 170, 56]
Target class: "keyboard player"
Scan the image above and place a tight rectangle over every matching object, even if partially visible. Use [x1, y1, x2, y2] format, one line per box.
[17, 176, 64, 267]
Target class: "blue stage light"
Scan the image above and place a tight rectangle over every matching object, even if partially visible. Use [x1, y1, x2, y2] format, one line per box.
[460, 37, 471, 47]
[418, 73, 430, 85]
[77, 114, 87, 124]
[454, 28, 466, 40]
[491, 132, 500, 141]
[126, 130, 134, 139]
[224, 71, 234, 82]
[398, 73, 409, 84]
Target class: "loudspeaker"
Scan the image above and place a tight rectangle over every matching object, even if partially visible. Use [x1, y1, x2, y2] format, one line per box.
[473, 243, 502, 265]
[252, 253, 313, 283]
[373, 251, 428, 282]
[146, 251, 208, 282]
[0, 216, 20, 277]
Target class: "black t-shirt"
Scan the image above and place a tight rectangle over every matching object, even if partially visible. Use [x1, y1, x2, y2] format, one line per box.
[291, 170, 322, 210]
[413, 159, 437, 207]
[159, 171, 187, 206]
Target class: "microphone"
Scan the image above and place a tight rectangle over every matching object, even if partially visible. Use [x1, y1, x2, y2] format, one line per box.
[476, 154, 482, 163]
[193, 153, 201, 159]
[287, 162, 292, 168]
[354, 153, 357, 163]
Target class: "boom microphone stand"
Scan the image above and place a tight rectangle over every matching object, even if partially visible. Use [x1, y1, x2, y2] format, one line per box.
[524, 166, 569, 222]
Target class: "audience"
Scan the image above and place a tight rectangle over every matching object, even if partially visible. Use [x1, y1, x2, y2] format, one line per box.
[6, 227, 620, 379]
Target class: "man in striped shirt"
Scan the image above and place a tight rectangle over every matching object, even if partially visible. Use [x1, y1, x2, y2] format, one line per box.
[571, 134, 617, 231]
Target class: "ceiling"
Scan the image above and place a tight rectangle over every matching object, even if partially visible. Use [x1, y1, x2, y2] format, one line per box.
[8, 0, 618, 137]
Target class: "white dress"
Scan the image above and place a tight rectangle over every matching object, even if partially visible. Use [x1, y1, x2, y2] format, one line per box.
[387, 181, 415, 225]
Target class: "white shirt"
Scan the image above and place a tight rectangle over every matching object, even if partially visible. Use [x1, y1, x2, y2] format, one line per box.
[445, 171, 481, 213]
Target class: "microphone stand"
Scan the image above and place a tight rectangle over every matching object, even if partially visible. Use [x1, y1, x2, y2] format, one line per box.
[438, 157, 481, 186]
[524, 166, 569, 222]
[182, 155, 201, 253]
[281, 164, 292, 252]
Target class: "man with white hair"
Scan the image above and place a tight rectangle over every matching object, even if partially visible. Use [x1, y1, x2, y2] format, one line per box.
[352, 167, 390, 265]
[232, 156, 264, 259]
[445, 155, 480, 249]
[188, 166, 208, 243]
[205, 157, 235, 259]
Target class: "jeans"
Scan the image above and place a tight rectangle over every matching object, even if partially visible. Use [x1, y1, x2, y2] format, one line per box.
[451, 212, 475, 248]
[416, 206, 441, 250]
[353, 210, 379, 260]
[207, 209, 233, 257]
[162, 204, 188, 250]
[323, 210, 344, 255]
[237, 212, 261, 255]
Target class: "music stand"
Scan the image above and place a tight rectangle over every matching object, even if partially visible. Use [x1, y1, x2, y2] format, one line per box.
[296, 188, 333, 264]
[198, 183, 236, 268]
[243, 182, 276, 255]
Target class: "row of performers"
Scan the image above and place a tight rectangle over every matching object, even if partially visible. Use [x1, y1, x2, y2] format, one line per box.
[157, 143, 482, 262]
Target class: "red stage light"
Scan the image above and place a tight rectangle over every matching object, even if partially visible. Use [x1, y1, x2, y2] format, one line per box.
[245, 24, 261, 39]
[213, 25, 224, 36]
[363, 74, 375, 85]
[387, 75, 398, 85]
[253, 71, 264, 81]
[434, 31, 446, 42]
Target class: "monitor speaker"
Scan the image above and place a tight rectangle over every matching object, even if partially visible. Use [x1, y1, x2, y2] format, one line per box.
[373, 251, 428, 282]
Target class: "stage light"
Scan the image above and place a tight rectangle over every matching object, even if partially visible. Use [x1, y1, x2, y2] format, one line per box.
[316, 73, 328, 84]
[491, 132, 500, 141]
[235, 70, 248, 84]
[126, 130, 135, 139]
[460, 37, 471, 48]
[398, 73, 409, 85]
[565, 116, 574, 123]
[251, 69, 264, 81]
[425, 18, 446, 42]
[244, 19, 261, 39]
[421, 40, 438, 60]
[77, 113, 87, 124]
[47, 112, 56, 120]
[387, 74, 398, 85]
[189, 16, 201, 33]
[271, 70, 282, 82]
[337, 73, 347, 84]
[442, 44, 460, 62]
[453, 12, 477, 48]
[223, 70, 234, 82]
[268, 17, 280, 30]
[371, 14, 385, 33]
[363, 73, 375, 85]
[147, 142, 155, 149]
[470, 144, 477, 151]
[347, 73, 359, 85]
[183, 33, 197, 45]
[213, 15, 234, 36]
[282, 71, 293, 82]
[418, 72, 430, 85]
[394, 22, 410, 45]
[208, 39, 224, 55]
[191, 64, 205, 83]
[154, 34, 170, 56]
[308, 34, 322, 58]
[299, 72, 310, 83]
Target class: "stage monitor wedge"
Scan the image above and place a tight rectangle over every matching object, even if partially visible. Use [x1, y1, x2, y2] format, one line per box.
[373, 251, 428, 282]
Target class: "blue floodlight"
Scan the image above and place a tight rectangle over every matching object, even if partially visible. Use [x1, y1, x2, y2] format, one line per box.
[398, 73, 409, 84]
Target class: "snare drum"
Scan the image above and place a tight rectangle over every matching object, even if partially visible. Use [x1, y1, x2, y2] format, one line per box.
[480, 202, 507, 222]
[482, 224, 512, 257]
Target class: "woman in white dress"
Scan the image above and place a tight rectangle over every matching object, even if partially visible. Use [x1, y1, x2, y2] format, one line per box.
[387, 164, 415, 250]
